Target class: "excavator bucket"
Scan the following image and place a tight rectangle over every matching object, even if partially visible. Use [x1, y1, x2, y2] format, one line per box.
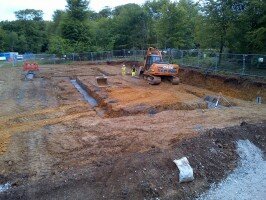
[96, 76, 108, 86]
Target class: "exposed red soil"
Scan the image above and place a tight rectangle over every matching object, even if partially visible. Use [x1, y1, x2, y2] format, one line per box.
[0, 62, 265, 199]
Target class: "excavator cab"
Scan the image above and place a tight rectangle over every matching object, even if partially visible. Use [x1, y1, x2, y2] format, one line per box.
[145, 55, 162, 69]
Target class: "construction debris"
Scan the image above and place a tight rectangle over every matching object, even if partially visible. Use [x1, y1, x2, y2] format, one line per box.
[204, 92, 233, 108]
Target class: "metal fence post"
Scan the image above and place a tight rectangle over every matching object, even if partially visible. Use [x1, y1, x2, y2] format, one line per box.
[53, 54, 56, 64]
[242, 54, 246, 75]
[167, 49, 169, 63]
[197, 50, 200, 68]
[215, 53, 219, 72]
[12, 54, 17, 67]
[91, 52, 93, 61]
[181, 50, 184, 65]
[72, 53, 74, 61]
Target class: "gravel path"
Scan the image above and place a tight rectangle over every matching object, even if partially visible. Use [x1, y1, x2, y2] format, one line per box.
[198, 140, 266, 200]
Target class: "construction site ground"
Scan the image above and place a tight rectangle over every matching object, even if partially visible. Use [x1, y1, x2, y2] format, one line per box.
[0, 63, 265, 199]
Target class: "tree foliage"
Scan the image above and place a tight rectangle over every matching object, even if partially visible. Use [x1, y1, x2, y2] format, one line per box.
[112, 4, 148, 49]
[196, 0, 266, 53]
[59, 0, 92, 52]
[0, 9, 47, 53]
[15, 9, 44, 21]
[156, 0, 198, 49]
[66, 0, 89, 21]
[0, 0, 265, 54]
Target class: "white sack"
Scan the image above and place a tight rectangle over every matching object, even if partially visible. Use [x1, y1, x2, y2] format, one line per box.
[173, 157, 194, 183]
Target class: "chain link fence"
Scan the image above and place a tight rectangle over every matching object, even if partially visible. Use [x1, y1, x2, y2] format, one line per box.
[1, 49, 265, 77]
[167, 50, 266, 77]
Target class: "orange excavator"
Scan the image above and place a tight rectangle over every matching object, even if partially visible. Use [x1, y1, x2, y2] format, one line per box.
[138, 47, 180, 85]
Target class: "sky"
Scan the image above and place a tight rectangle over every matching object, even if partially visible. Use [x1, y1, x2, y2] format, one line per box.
[0, 0, 146, 21]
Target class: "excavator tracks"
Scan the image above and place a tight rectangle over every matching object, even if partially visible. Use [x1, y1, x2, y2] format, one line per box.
[143, 75, 180, 85]
[170, 76, 180, 85]
[147, 76, 162, 85]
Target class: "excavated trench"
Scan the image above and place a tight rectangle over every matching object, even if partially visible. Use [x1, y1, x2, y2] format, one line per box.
[70, 80, 98, 107]
[74, 78, 206, 117]
[70, 79, 106, 117]
[71, 77, 236, 118]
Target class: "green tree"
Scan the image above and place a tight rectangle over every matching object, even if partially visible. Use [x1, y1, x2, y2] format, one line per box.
[17, 34, 28, 52]
[196, 0, 266, 53]
[112, 4, 148, 49]
[242, 0, 266, 53]
[66, 0, 89, 21]
[17, 20, 48, 53]
[48, 10, 66, 35]
[1, 0, 264, 54]
[198, 0, 234, 54]
[156, 0, 198, 49]
[60, 0, 92, 52]
[0, 9, 48, 53]
[0, 27, 8, 51]
[48, 35, 73, 55]
[15, 9, 44, 21]
[143, 0, 170, 46]
[61, 20, 90, 42]
[175, 0, 199, 49]
[90, 18, 115, 51]
[6, 31, 18, 51]
[98, 7, 112, 18]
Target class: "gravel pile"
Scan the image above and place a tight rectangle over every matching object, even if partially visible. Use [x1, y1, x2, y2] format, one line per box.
[198, 140, 266, 200]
